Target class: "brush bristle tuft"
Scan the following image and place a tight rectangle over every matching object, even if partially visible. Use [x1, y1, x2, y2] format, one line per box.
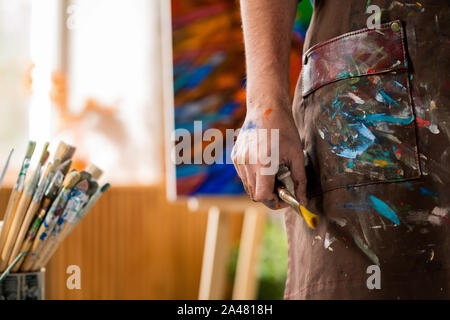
[39, 142, 50, 163]
[41, 151, 50, 166]
[54, 141, 76, 162]
[64, 171, 81, 189]
[85, 163, 103, 180]
[87, 180, 99, 196]
[25, 141, 37, 159]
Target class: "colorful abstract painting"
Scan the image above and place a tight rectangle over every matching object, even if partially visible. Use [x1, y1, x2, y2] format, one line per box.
[171, 0, 313, 197]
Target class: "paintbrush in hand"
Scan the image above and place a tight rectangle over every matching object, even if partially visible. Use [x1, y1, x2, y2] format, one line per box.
[276, 164, 319, 230]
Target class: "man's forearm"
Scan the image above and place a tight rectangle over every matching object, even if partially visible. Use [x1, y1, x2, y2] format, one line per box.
[240, 0, 298, 110]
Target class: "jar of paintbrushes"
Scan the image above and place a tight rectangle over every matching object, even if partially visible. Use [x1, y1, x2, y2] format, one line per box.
[0, 141, 109, 300]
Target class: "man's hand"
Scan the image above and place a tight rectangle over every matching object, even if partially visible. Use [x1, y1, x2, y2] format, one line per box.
[232, 102, 308, 209]
[233, 0, 307, 209]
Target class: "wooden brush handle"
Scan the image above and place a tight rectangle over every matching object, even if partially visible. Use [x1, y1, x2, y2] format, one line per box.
[0, 192, 32, 271]
[7, 200, 41, 267]
[19, 209, 48, 272]
[11, 240, 33, 273]
[0, 190, 21, 267]
[34, 239, 58, 270]
[34, 222, 73, 270]
[19, 245, 36, 272]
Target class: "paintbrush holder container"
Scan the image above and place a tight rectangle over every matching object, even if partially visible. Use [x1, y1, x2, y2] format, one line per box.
[0, 269, 45, 300]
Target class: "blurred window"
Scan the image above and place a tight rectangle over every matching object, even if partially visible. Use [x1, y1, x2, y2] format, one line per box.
[0, 0, 32, 184]
[57, 0, 164, 185]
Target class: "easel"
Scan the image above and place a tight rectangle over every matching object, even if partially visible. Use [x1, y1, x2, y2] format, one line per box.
[188, 197, 267, 300]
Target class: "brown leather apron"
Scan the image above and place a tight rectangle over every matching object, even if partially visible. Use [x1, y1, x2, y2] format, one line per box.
[286, 0, 450, 299]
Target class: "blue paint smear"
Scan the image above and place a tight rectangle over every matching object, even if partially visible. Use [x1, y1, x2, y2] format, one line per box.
[340, 112, 414, 125]
[361, 114, 414, 125]
[393, 80, 406, 90]
[378, 90, 400, 106]
[420, 187, 439, 197]
[241, 120, 257, 131]
[369, 195, 400, 225]
[331, 101, 343, 119]
[334, 123, 375, 159]
[342, 201, 371, 211]
[348, 161, 354, 168]
[405, 182, 415, 191]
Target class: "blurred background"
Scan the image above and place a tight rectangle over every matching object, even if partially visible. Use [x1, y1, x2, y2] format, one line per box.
[0, 0, 311, 299]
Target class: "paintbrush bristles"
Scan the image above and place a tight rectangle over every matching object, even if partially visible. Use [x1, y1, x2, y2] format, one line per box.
[39, 143, 50, 163]
[79, 171, 92, 182]
[64, 172, 81, 189]
[85, 163, 103, 180]
[64, 146, 76, 162]
[41, 151, 50, 165]
[54, 141, 76, 162]
[59, 159, 72, 176]
[25, 141, 36, 159]
[87, 181, 99, 196]
[54, 142, 68, 160]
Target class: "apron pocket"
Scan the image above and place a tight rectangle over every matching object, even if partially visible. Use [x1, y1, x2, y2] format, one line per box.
[301, 20, 421, 193]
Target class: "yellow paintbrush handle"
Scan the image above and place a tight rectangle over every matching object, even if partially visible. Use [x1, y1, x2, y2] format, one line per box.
[299, 205, 320, 230]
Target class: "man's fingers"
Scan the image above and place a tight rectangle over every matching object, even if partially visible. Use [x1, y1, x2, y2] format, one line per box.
[288, 151, 308, 206]
[254, 172, 288, 209]
[254, 172, 275, 202]
[243, 166, 256, 200]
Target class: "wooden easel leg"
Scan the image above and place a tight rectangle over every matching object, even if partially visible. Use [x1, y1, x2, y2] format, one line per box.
[198, 206, 230, 300]
[232, 207, 266, 300]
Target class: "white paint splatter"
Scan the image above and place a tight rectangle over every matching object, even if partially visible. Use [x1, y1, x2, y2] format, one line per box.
[431, 206, 449, 217]
[376, 131, 402, 144]
[324, 233, 336, 249]
[353, 235, 380, 266]
[392, 60, 401, 67]
[333, 218, 347, 227]
[347, 92, 365, 104]
[318, 128, 325, 140]
[430, 100, 437, 110]
[428, 124, 440, 134]
[427, 215, 442, 226]
[375, 92, 384, 103]
[428, 249, 434, 262]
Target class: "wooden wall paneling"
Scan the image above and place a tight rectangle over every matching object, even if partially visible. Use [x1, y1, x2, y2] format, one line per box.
[0, 186, 244, 299]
